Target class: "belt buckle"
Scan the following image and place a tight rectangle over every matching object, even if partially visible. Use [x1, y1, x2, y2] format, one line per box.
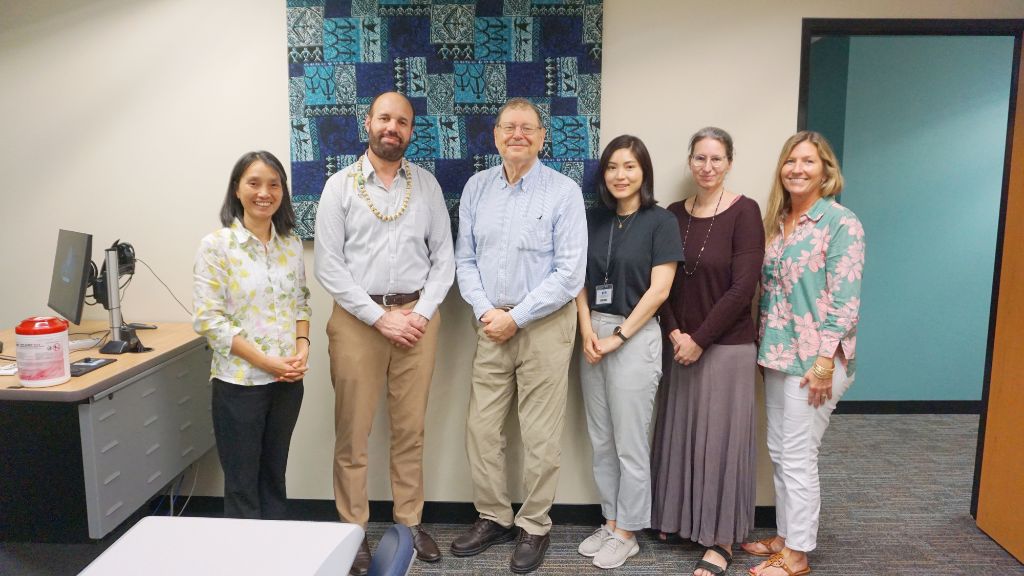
[381, 293, 397, 307]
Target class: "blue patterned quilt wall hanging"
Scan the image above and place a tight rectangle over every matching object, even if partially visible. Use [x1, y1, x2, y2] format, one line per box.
[287, 0, 603, 239]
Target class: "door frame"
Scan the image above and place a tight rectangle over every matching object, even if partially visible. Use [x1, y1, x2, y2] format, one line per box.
[795, 18, 1024, 520]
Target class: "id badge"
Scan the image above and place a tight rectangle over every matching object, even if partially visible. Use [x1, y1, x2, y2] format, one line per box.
[595, 284, 613, 305]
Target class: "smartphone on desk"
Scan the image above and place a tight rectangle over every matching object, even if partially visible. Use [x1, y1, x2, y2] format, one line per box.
[70, 357, 116, 377]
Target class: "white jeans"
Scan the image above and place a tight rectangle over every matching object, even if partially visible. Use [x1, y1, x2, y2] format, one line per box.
[764, 364, 852, 552]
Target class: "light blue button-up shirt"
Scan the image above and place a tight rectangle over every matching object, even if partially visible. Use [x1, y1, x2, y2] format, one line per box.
[455, 160, 587, 327]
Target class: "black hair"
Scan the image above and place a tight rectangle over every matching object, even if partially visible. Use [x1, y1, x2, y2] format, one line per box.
[596, 134, 657, 211]
[219, 150, 296, 236]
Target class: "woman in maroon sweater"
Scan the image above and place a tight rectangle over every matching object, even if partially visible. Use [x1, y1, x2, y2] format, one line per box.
[650, 127, 765, 576]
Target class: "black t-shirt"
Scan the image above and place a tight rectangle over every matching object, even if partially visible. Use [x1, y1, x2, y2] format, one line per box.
[585, 205, 684, 317]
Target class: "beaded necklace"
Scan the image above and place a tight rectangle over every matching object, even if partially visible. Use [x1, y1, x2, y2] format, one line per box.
[680, 188, 724, 276]
[353, 155, 413, 222]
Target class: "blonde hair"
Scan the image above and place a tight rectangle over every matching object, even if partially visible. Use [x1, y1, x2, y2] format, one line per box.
[764, 131, 844, 242]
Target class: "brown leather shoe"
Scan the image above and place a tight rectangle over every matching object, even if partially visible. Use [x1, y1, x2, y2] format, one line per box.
[510, 530, 549, 574]
[411, 525, 441, 562]
[349, 536, 371, 576]
[450, 518, 517, 557]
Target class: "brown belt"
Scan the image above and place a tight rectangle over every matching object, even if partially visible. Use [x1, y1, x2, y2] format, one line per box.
[369, 291, 420, 307]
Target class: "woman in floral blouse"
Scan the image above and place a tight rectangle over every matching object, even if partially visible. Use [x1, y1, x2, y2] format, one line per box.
[743, 132, 865, 576]
[193, 150, 312, 519]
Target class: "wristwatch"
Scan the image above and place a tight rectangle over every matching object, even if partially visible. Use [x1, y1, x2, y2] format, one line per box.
[613, 325, 629, 343]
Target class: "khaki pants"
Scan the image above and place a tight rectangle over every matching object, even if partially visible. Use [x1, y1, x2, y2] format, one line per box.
[466, 301, 577, 535]
[326, 301, 440, 527]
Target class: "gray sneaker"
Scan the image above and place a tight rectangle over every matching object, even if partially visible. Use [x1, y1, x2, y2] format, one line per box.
[592, 532, 639, 569]
[577, 525, 612, 557]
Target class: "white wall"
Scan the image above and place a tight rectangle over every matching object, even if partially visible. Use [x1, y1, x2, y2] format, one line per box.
[3, 0, 1023, 506]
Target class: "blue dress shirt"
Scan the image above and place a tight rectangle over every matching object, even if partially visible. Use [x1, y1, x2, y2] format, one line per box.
[455, 160, 587, 327]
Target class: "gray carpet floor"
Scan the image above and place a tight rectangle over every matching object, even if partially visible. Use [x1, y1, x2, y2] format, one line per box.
[2, 415, 1021, 575]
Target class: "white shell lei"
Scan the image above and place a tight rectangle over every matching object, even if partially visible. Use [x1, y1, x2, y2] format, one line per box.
[353, 155, 413, 222]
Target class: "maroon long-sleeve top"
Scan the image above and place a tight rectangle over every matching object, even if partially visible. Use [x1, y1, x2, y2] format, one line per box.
[659, 195, 765, 349]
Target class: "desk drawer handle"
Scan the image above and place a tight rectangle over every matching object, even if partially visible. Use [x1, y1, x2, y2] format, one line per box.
[182, 446, 194, 457]
[147, 471, 162, 484]
[100, 440, 119, 454]
[104, 501, 123, 518]
[177, 395, 192, 406]
[146, 443, 161, 456]
[103, 471, 121, 485]
[144, 415, 159, 427]
[141, 387, 157, 398]
[98, 409, 117, 422]
[179, 421, 192, 432]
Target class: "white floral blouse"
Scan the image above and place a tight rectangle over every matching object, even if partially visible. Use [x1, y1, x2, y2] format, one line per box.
[193, 219, 312, 385]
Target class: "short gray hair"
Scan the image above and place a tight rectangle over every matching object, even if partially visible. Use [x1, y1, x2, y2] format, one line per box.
[494, 97, 545, 128]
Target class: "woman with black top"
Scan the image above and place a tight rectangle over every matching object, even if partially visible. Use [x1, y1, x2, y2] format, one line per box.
[650, 127, 765, 576]
[575, 135, 683, 570]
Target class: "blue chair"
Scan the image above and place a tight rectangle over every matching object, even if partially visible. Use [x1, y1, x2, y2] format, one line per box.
[367, 524, 415, 576]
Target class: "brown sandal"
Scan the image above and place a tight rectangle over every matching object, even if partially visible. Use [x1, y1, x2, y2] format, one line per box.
[742, 536, 782, 557]
[749, 552, 810, 576]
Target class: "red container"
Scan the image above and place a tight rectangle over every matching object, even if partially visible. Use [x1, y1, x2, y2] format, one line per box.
[15, 316, 71, 387]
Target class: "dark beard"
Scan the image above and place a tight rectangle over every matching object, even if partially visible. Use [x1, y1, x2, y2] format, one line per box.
[369, 132, 407, 162]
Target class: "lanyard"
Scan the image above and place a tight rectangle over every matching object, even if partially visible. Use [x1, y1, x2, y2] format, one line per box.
[603, 212, 637, 284]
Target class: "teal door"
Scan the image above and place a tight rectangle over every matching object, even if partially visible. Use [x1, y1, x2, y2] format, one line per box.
[807, 35, 1014, 401]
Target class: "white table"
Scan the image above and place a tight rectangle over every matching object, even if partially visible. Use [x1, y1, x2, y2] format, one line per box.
[79, 516, 364, 576]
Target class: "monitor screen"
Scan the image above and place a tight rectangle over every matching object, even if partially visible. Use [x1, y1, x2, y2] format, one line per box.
[48, 229, 93, 325]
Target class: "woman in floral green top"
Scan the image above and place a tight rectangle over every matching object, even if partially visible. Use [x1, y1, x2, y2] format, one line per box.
[193, 151, 312, 519]
[743, 132, 865, 576]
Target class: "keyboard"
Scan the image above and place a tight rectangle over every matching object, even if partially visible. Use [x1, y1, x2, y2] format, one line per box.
[70, 338, 102, 351]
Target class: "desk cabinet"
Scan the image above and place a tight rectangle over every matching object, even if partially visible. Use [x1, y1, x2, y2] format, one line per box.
[79, 345, 213, 539]
[0, 332, 213, 542]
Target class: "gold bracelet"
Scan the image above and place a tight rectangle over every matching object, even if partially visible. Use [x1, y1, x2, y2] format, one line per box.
[812, 362, 834, 379]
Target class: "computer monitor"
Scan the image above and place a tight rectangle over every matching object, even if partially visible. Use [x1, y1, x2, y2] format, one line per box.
[47, 229, 93, 325]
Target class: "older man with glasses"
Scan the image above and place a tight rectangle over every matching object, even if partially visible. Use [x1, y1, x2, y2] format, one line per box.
[450, 97, 587, 574]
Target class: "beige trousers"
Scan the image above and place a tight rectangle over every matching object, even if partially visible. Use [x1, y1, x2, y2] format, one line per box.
[326, 301, 440, 527]
[466, 301, 577, 535]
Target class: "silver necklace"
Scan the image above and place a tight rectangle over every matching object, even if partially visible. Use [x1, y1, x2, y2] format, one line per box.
[771, 208, 803, 282]
[681, 189, 724, 276]
[615, 210, 637, 229]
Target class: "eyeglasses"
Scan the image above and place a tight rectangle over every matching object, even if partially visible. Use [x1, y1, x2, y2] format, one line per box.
[690, 155, 727, 169]
[497, 123, 541, 136]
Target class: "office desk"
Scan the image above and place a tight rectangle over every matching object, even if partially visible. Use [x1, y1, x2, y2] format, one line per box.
[79, 517, 364, 576]
[0, 322, 213, 542]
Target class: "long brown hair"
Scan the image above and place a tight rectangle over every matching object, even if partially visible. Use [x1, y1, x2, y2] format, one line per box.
[764, 131, 844, 242]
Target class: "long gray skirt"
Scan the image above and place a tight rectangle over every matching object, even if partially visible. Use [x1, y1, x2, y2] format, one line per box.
[650, 342, 757, 546]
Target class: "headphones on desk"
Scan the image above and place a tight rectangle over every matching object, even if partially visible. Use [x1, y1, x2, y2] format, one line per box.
[90, 240, 135, 309]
